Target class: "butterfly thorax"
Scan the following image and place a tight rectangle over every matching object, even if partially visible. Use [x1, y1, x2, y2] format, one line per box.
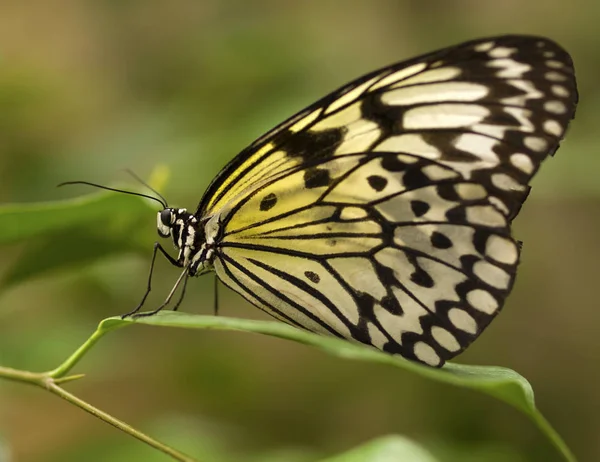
[157, 207, 215, 276]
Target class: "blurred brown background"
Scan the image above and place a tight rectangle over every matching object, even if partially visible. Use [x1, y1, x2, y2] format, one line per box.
[0, 1, 598, 461]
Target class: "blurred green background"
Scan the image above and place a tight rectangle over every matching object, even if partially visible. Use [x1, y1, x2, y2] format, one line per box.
[0, 1, 598, 461]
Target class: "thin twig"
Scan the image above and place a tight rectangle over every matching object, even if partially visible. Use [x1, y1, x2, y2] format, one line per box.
[0, 365, 198, 462]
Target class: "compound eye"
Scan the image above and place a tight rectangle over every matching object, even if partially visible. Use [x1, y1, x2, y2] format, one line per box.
[160, 209, 172, 226]
[157, 209, 173, 237]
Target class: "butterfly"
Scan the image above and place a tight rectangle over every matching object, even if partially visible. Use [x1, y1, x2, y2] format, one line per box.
[67, 35, 577, 367]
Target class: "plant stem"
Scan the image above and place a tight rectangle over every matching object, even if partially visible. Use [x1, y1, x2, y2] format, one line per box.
[46, 382, 197, 461]
[0, 365, 46, 383]
[0, 365, 198, 462]
[532, 411, 577, 462]
[46, 319, 125, 378]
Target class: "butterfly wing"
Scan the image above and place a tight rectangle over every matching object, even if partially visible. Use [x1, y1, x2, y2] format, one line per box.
[201, 35, 577, 366]
[198, 35, 576, 221]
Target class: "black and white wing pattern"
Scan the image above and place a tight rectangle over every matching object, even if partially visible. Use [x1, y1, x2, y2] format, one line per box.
[200, 35, 578, 366]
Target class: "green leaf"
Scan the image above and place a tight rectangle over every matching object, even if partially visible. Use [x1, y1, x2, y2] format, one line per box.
[122, 313, 534, 411]
[2, 228, 142, 287]
[0, 191, 156, 290]
[0, 190, 154, 245]
[53, 312, 576, 462]
[320, 435, 439, 462]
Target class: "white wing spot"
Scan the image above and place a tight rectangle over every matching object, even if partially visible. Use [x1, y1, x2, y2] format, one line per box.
[524, 136, 549, 152]
[473, 261, 511, 289]
[474, 41, 494, 52]
[551, 85, 569, 97]
[544, 100, 567, 115]
[466, 205, 506, 227]
[543, 51, 556, 58]
[448, 308, 477, 334]
[404, 104, 490, 130]
[431, 326, 461, 352]
[466, 289, 499, 314]
[543, 119, 563, 136]
[369, 63, 428, 91]
[421, 164, 458, 181]
[510, 153, 534, 174]
[491, 172, 525, 192]
[374, 134, 441, 159]
[340, 206, 369, 220]
[486, 235, 519, 264]
[413, 341, 441, 366]
[455, 183, 487, 200]
[545, 60, 565, 69]
[488, 59, 531, 78]
[545, 71, 567, 82]
[395, 67, 461, 87]
[381, 82, 488, 106]
[488, 196, 510, 216]
[488, 46, 516, 58]
[454, 133, 499, 162]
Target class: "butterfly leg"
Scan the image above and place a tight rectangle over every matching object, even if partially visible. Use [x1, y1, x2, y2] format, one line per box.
[213, 275, 219, 316]
[132, 267, 189, 318]
[121, 242, 182, 318]
[170, 271, 189, 312]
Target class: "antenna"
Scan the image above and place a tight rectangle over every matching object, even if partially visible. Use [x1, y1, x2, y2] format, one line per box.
[58, 181, 168, 209]
[124, 169, 169, 209]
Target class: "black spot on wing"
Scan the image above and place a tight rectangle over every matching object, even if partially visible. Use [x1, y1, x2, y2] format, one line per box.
[381, 156, 409, 172]
[410, 267, 434, 288]
[380, 294, 402, 314]
[445, 205, 466, 223]
[282, 127, 345, 160]
[411, 200, 430, 217]
[402, 167, 430, 190]
[430, 231, 453, 249]
[304, 168, 332, 189]
[260, 193, 277, 211]
[375, 262, 398, 287]
[367, 175, 388, 192]
[353, 292, 378, 344]
[304, 271, 321, 283]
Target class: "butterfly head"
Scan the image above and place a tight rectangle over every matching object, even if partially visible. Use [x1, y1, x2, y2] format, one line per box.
[156, 207, 199, 245]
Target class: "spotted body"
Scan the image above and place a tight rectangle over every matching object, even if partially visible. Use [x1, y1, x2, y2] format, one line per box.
[155, 35, 577, 366]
